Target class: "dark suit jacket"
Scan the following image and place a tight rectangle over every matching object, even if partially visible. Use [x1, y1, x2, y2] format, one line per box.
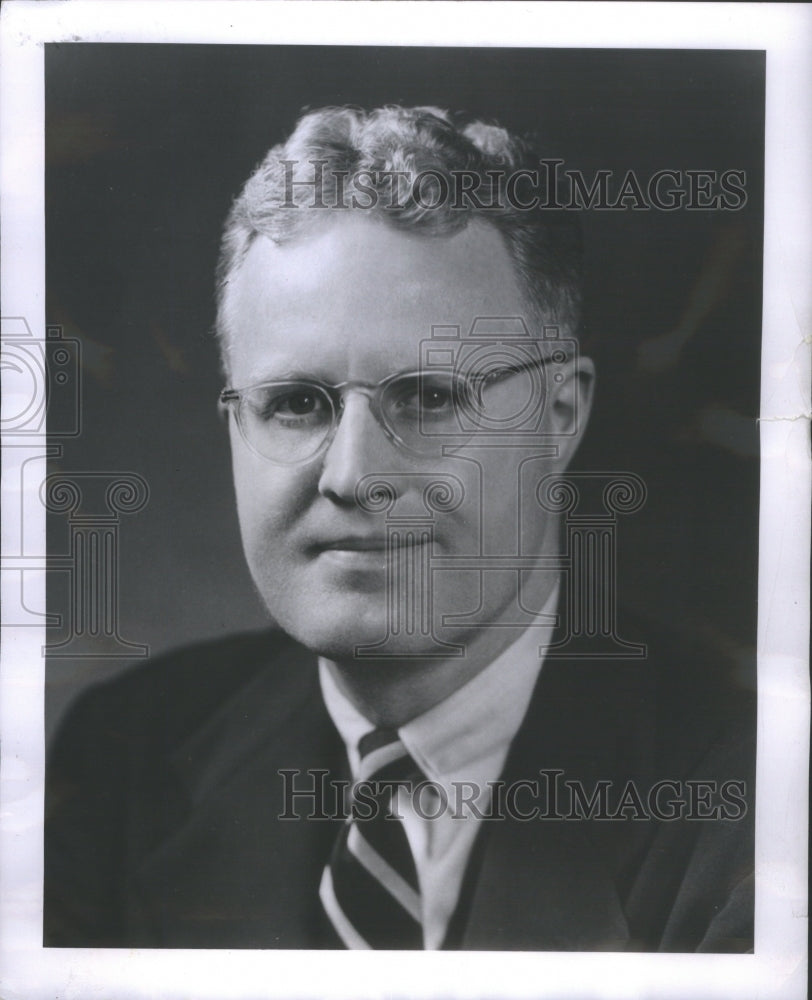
[44, 623, 755, 951]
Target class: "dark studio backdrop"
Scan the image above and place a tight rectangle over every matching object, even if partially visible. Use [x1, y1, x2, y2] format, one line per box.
[44, 45, 764, 740]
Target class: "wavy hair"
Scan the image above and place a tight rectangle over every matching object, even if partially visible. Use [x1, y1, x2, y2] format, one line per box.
[216, 105, 582, 361]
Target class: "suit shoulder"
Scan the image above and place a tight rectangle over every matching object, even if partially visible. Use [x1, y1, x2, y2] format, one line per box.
[539, 607, 755, 778]
[49, 629, 314, 756]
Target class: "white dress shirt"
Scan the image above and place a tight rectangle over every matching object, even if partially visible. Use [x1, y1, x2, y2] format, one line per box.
[319, 587, 558, 949]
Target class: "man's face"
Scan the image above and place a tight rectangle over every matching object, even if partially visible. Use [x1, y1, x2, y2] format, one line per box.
[223, 214, 590, 660]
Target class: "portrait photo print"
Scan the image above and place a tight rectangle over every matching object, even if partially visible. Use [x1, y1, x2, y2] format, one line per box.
[38, 44, 762, 954]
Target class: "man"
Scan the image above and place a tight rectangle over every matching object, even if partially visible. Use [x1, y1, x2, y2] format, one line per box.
[44, 106, 754, 951]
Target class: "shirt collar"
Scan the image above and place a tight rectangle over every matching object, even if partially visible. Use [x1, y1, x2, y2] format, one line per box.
[319, 584, 558, 786]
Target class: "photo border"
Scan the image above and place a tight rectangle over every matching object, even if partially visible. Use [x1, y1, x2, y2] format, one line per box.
[1, 3, 809, 998]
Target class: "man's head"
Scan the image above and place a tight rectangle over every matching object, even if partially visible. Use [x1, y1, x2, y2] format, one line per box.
[216, 106, 593, 669]
[216, 105, 583, 368]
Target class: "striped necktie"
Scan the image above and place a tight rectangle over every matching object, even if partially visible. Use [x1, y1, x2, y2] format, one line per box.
[320, 728, 424, 949]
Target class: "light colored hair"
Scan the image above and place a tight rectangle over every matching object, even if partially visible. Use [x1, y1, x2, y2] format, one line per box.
[215, 105, 582, 364]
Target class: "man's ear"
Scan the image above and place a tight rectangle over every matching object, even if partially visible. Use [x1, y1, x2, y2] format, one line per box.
[547, 355, 595, 467]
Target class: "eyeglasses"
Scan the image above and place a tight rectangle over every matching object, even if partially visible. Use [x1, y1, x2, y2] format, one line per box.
[219, 358, 547, 465]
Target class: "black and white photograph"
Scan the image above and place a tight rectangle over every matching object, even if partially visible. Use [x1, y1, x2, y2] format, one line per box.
[1, 3, 809, 999]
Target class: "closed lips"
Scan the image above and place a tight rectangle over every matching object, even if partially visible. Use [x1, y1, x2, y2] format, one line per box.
[314, 536, 429, 552]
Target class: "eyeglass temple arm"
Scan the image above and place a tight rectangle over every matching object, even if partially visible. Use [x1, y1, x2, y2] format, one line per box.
[477, 355, 549, 388]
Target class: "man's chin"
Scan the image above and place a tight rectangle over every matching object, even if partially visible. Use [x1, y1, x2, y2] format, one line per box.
[261, 590, 383, 656]
[270, 606, 456, 663]
[285, 623, 412, 662]
[256, 570, 474, 662]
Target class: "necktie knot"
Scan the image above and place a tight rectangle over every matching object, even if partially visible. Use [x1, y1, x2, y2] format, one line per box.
[357, 727, 399, 759]
[356, 729, 421, 786]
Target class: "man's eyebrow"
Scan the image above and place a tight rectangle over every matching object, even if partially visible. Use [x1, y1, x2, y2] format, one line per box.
[241, 364, 324, 384]
[239, 365, 427, 387]
[247, 368, 309, 382]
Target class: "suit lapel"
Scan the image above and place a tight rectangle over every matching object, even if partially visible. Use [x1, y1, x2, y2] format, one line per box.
[459, 805, 630, 951]
[129, 638, 346, 948]
[459, 655, 657, 951]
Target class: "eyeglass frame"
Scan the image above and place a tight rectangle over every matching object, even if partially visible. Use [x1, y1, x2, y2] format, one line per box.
[219, 356, 549, 465]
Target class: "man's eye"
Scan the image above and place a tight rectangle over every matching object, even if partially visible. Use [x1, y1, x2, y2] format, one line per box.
[421, 386, 453, 411]
[277, 391, 322, 416]
[390, 379, 454, 416]
[250, 386, 329, 423]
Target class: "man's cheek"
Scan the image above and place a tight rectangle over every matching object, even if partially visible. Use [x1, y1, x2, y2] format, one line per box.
[245, 521, 296, 576]
[433, 569, 482, 619]
[244, 536, 303, 620]
[236, 501, 298, 594]
[234, 464, 308, 531]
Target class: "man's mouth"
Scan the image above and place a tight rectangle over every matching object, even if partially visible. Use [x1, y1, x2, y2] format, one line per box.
[311, 534, 431, 564]
[319, 536, 389, 553]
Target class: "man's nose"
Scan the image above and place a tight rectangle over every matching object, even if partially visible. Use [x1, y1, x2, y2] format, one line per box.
[317, 393, 401, 504]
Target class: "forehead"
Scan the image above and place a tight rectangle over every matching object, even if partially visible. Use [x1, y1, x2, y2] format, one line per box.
[222, 214, 532, 382]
